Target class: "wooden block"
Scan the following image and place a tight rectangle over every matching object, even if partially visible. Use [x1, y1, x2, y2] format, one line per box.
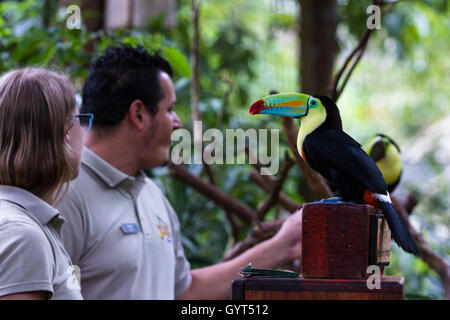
[301, 203, 390, 279]
[369, 213, 391, 266]
[231, 276, 404, 300]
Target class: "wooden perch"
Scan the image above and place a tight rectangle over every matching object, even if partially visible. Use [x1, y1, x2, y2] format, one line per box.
[391, 194, 450, 299]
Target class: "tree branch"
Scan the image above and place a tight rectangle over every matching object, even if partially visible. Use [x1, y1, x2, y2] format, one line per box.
[222, 220, 284, 261]
[245, 142, 300, 212]
[202, 163, 242, 241]
[217, 75, 234, 130]
[331, 27, 374, 102]
[244, 144, 273, 185]
[191, 0, 201, 122]
[249, 170, 299, 213]
[169, 163, 256, 225]
[256, 151, 296, 221]
[331, 0, 396, 102]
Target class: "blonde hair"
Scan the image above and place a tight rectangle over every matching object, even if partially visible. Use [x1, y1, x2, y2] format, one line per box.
[0, 68, 77, 205]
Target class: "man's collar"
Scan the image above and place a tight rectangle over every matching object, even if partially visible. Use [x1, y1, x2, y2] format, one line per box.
[0, 185, 61, 225]
[82, 147, 130, 188]
[82, 147, 147, 191]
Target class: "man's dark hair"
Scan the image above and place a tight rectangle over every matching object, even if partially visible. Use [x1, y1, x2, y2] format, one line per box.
[81, 45, 173, 128]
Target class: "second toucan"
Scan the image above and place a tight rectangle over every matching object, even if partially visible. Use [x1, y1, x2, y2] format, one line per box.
[365, 134, 402, 193]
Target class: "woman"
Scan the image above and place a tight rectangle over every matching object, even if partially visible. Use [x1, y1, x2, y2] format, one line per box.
[0, 68, 92, 299]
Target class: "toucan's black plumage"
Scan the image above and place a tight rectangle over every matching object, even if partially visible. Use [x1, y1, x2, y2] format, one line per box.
[250, 93, 420, 255]
[301, 96, 387, 201]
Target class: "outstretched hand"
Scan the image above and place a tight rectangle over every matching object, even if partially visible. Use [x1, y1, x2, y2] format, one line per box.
[272, 209, 303, 264]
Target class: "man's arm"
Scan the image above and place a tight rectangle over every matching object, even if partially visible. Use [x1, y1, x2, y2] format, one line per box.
[176, 210, 302, 300]
[0, 291, 49, 300]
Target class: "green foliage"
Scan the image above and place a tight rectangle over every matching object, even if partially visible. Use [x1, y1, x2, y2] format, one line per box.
[0, 0, 191, 90]
[1, 0, 448, 299]
[0, 0, 88, 83]
[163, 47, 192, 78]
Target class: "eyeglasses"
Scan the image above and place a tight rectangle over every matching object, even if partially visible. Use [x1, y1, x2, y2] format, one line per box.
[68, 113, 94, 133]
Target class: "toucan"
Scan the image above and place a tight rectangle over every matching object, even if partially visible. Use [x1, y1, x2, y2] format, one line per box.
[365, 134, 402, 193]
[249, 93, 419, 255]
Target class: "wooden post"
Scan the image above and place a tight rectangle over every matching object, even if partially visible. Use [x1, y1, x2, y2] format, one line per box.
[301, 203, 390, 279]
[231, 203, 405, 300]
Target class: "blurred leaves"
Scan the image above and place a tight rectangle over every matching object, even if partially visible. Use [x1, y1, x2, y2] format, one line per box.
[163, 47, 192, 78]
[0, 0, 448, 299]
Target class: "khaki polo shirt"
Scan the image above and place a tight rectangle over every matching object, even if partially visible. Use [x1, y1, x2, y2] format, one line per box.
[58, 147, 192, 300]
[0, 185, 83, 299]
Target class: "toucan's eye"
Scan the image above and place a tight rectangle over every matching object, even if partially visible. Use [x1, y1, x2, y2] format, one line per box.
[308, 98, 319, 108]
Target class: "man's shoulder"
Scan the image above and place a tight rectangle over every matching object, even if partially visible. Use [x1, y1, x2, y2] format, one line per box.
[74, 162, 104, 186]
[140, 176, 179, 220]
[141, 176, 175, 210]
[58, 164, 105, 215]
[67, 164, 105, 197]
[141, 175, 164, 194]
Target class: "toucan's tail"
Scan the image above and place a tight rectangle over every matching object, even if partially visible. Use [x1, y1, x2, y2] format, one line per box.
[377, 199, 420, 255]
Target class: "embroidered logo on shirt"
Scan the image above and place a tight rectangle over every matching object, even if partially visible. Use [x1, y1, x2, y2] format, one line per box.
[156, 215, 172, 243]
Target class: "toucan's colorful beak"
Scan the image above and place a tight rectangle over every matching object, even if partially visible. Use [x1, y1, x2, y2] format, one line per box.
[249, 99, 266, 115]
[249, 93, 309, 118]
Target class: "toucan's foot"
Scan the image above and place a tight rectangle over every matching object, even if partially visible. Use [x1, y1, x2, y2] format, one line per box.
[300, 197, 356, 208]
[312, 197, 347, 204]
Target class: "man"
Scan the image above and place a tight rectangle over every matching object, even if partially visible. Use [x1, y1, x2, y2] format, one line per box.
[58, 45, 302, 299]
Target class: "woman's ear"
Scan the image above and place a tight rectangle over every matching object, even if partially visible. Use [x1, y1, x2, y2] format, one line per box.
[65, 125, 72, 142]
